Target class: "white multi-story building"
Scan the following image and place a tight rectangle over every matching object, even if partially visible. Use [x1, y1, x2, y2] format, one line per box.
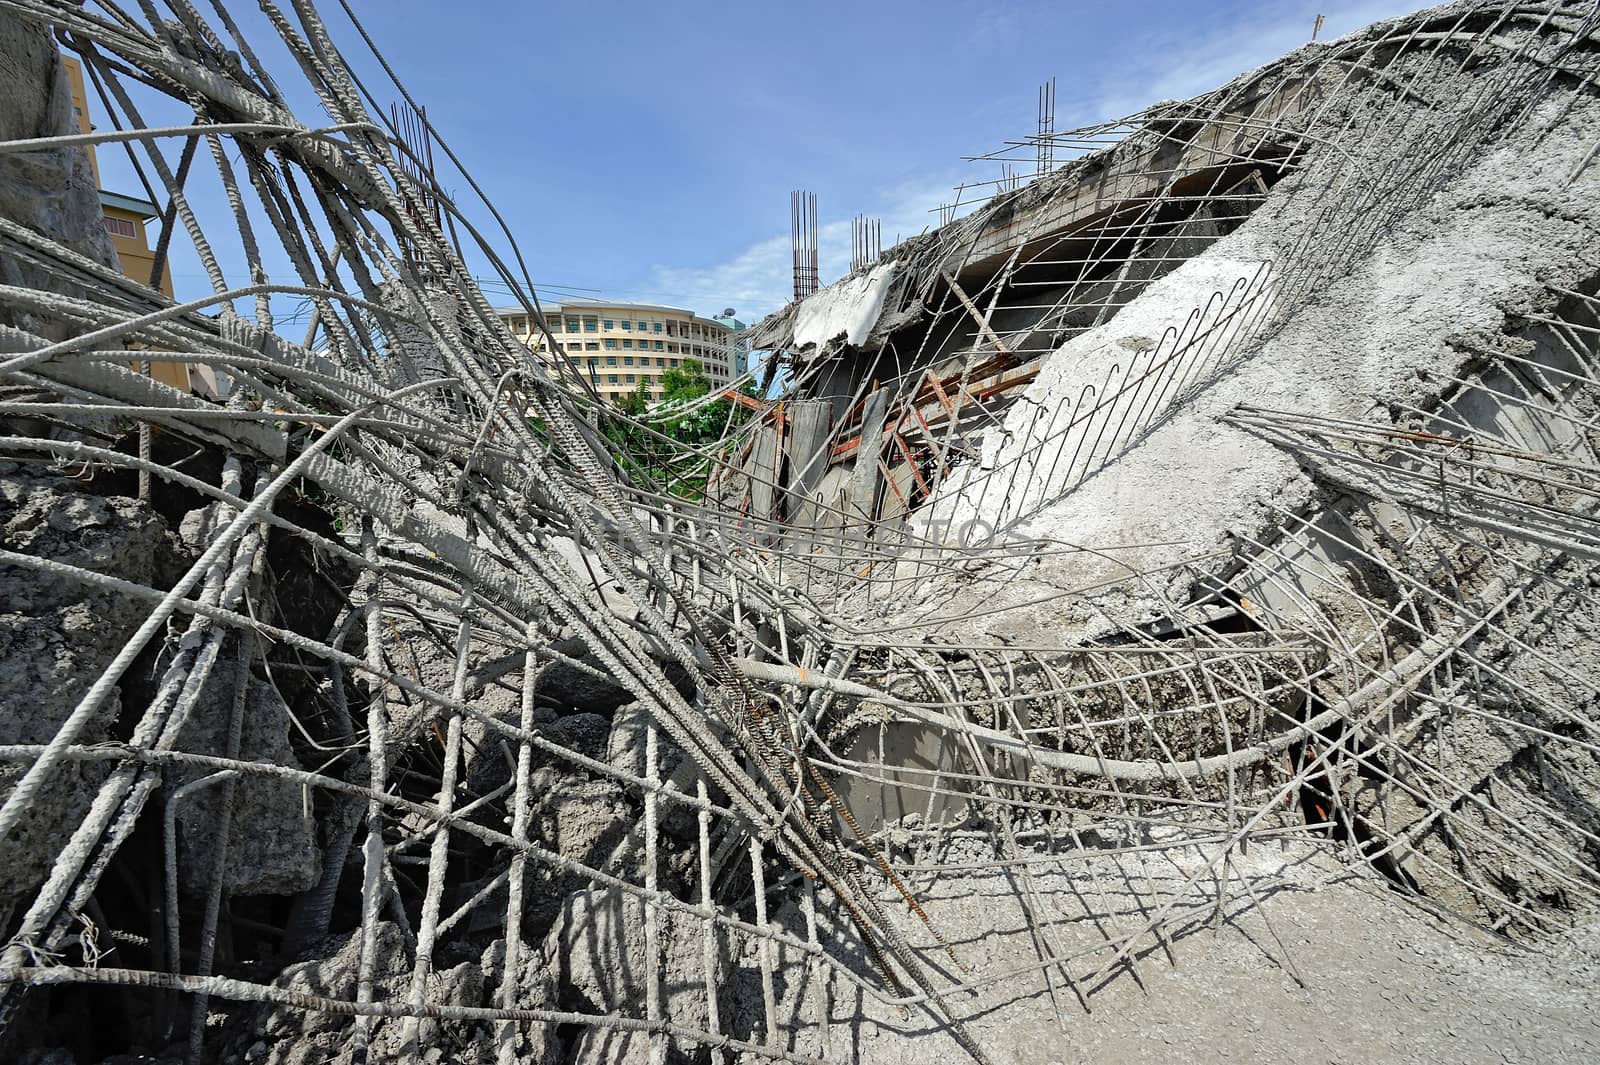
[495, 299, 738, 405]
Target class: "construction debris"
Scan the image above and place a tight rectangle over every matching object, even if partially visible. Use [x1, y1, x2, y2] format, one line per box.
[2, 1, 1600, 1064]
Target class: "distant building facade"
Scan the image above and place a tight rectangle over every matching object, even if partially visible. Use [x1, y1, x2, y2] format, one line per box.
[63, 56, 210, 394]
[713, 308, 751, 378]
[495, 299, 738, 406]
[64, 57, 173, 300]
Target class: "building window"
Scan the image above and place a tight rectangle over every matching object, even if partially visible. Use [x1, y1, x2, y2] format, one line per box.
[637, 321, 648, 331]
[626, 374, 635, 384]
[623, 340, 633, 349]
[653, 322, 663, 333]
[654, 340, 664, 351]
[604, 338, 617, 349]
[608, 374, 619, 384]
[585, 342, 599, 351]
[549, 319, 562, 332]
[621, 321, 631, 330]
[584, 318, 598, 332]
[103, 215, 138, 238]
[602, 319, 614, 329]
[623, 356, 633, 366]
[587, 358, 598, 368]
[566, 318, 580, 331]
[606, 356, 617, 366]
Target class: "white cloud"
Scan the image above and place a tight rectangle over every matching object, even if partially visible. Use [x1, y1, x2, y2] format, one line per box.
[635, 2, 1421, 327]
[634, 176, 958, 323]
[1093, 1, 1420, 121]
[643, 233, 793, 320]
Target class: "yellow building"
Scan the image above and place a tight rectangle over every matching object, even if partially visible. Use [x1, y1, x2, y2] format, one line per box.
[63, 57, 172, 296]
[63, 56, 190, 392]
[496, 300, 738, 407]
[97, 189, 170, 295]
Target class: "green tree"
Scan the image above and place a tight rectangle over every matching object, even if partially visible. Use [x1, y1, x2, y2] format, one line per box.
[599, 357, 761, 500]
[660, 358, 711, 404]
[615, 378, 651, 416]
[657, 359, 756, 448]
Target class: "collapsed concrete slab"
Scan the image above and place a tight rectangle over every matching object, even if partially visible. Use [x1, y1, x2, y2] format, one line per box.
[4, 2, 1600, 1065]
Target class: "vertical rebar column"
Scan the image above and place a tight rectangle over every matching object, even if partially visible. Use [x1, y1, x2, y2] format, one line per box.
[644, 720, 666, 1065]
[696, 777, 725, 1065]
[792, 190, 802, 301]
[792, 190, 819, 299]
[137, 359, 152, 500]
[186, 624, 256, 1065]
[401, 549, 475, 1059]
[497, 626, 541, 1065]
[802, 876, 830, 1059]
[810, 192, 819, 296]
[1037, 76, 1056, 176]
[749, 837, 780, 1050]
[353, 521, 390, 1061]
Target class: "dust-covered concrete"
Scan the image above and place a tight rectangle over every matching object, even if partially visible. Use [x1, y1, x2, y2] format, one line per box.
[903, 84, 1600, 648]
[0, 469, 178, 904]
[738, 839, 1600, 1065]
[5, 3, 1600, 1065]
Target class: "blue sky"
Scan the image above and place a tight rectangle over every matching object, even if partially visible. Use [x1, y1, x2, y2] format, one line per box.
[95, 0, 1422, 328]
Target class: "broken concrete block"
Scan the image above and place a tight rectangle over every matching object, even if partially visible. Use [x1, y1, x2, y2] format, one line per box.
[544, 886, 731, 1065]
[0, 473, 172, 904]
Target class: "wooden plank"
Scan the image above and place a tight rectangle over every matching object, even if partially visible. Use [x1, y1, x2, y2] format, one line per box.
[893, 431, 931, 499]
[975, 366, 1039, 401]
[719, 387, 767, 412]
[927, 372, 958, 418]
[908, 404, 949, 480]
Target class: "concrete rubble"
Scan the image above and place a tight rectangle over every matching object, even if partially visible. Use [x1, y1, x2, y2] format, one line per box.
[2, 2, 1600, 1064]
[0, 471, 173, 903]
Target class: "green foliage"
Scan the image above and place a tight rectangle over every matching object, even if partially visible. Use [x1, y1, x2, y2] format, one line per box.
[615, 378, 651, 417]
[657, 359, 730, 445]
[597, 357, 759, 500]
[660, 358, 711, 403]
